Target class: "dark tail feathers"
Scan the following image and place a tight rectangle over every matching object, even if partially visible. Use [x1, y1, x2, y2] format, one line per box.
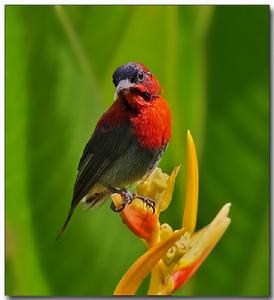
[54, 204, 76, 244]
[54, 191, 109, 244]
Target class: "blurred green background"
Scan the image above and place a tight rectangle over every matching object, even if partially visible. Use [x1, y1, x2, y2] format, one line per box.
[5, 5, 269, 296]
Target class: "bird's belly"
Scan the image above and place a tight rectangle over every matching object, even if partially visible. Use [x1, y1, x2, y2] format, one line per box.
[100, 141, 165, 188]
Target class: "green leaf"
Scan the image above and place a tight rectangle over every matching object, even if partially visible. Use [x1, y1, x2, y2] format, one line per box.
[5, 6, 49, 295]
[194, 6, 269, 296]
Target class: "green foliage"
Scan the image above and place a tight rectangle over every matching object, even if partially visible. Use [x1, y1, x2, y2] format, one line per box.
[5, 5, 269, 296]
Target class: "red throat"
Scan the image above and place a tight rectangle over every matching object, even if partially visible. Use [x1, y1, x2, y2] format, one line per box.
[130, 97, 171, 149]
[97, 96, 171, 150]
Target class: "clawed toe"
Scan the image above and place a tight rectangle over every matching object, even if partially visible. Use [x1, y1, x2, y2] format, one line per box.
[134, 195, 155, 214]
[144, 198, 156, 214]
[110, 201, 125, 212]
[110, 190, 134, 212]
[109, 187, 155, 214]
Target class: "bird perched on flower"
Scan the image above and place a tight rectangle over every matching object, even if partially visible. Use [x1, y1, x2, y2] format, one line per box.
[56, 62, 172, 241]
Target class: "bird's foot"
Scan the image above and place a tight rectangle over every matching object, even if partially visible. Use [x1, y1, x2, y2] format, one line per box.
[109, 187, 155, 214]
[110, 189, 134, 212]
[132, 194, 156, 214]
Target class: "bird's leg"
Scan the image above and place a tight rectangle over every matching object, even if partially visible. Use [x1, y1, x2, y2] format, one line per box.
[107, 184, 155, 214]
[107, 185, 134, 212]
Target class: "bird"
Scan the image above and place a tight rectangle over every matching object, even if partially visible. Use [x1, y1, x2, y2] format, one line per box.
[56, 62, 172, 241]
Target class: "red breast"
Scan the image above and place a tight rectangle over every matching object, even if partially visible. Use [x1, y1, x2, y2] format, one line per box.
[130, 96, 171, 149]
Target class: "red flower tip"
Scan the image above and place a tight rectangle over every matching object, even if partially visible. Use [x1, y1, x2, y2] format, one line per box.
[119, 202, 160, 241]
[111, 194, 160, 242]
[170, 251, 206, 292]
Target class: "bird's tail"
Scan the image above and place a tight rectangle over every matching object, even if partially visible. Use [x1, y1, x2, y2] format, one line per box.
[54, 204, 76, 244]
[54, 191, 109, 244]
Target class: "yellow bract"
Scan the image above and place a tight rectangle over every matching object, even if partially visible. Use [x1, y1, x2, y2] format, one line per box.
[137, 167, 170, 208]
[182, 130, 199, 234]
[113, 228, 186, 295]
[177, 203, 231, 271]
[159, 165, 180, 212]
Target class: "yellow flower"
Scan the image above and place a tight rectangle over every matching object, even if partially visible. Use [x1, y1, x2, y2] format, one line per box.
[112, 131, 231, 295]
[112, 166, 179, 247]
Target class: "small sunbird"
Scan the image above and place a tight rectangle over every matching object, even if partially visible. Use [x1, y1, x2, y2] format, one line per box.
[56, 62, 172, 241]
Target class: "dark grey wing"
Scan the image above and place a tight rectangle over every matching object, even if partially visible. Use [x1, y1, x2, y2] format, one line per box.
[72, 122, 133, 207]
[55, 122, 133, 243]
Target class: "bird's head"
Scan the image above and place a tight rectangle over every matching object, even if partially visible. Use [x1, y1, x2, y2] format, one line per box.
[112, 62, 161, 110]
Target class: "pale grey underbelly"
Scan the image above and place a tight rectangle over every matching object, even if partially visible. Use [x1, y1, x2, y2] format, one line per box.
[100, 140, 165, 188]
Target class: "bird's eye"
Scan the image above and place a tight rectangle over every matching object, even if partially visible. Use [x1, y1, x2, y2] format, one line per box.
[137, 71, 144, 82]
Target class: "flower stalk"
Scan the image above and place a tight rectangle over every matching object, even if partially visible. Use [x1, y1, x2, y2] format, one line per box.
[112, 131, 231, 295]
